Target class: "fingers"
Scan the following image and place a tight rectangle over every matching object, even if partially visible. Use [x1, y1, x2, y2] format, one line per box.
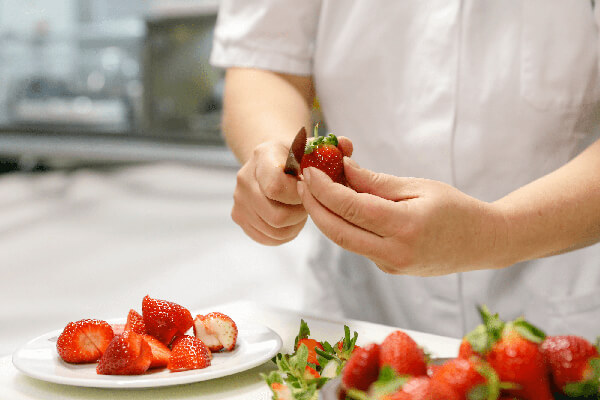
[337, 136, 353, 158]
[301, 167, 402, 237]
[255, 142, 302, 205]
[343, 157, 420, 201]
[297, 178, 386, 256]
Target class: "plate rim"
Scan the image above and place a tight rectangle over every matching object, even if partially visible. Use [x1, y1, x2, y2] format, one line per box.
[12, 320, 282, 389]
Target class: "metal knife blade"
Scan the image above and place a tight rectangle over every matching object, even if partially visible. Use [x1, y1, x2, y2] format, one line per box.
[283, 127, 307, 176]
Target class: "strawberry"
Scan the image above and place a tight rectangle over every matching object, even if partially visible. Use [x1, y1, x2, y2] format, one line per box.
[56, 319, 114, 363]
[96, 331, 152, 375]
[303, 365, 320, 379]
[397, 376, 431, 400]
[540, 335, 600, 396]
[341, 342, 381, 391]
[486, 320, 553, 400]
[193, 312, 238, 352]
[110, 324, 125, 336]
[124, 309, 146, 335]
[379, 330, 427, 377]
[141, 295, 193, 346]
[297, 338, 325, 366]
[269, 382, 293, 400]
[428, 357, 497, 400]
[300, 125, 345, 184]
[142, 334, 171, 369]
[167, 336, 211, 372]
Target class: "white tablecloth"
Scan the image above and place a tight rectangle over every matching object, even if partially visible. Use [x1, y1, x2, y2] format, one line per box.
[2, 301, 461, 400]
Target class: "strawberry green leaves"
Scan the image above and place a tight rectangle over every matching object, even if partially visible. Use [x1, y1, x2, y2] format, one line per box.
[262, 320, 359, 400]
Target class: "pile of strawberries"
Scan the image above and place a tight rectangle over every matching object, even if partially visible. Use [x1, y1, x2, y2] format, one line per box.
[55, 295, 238, 375]
[340, 306, 600, 400]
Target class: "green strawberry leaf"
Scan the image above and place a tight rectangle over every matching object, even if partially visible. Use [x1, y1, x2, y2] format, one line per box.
[512, 318, 546, 344]
[473, 359, 501, 400]
[345, 389, 373, 400]
[294, 319, 311, 350]
[368, 366, 409, 398]
[465, 324, 490, 354]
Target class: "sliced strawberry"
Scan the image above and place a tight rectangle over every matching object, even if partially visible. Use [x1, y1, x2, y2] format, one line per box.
[379, 330, 427, 377]
[141, 295, 193, 345]
[168, 336, 211, 372]
[296, 338, 324, 366]
[341, 342, 381, 391]
[56, 319, 114, 363]
[96, 331, 152, 375]
[110, 324, 125, 336]
[142, 334, 171, 369]
[193, 312, 238, 352]
[270, 382, 293, 400]
[124, 309, 146, 335]
[303, 365, 320, 379]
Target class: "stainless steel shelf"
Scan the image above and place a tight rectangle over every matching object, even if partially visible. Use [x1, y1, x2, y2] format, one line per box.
[0, 132, 239, 168]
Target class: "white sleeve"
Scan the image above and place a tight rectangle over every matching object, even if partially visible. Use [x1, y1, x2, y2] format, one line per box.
[210, 0, 322, 76]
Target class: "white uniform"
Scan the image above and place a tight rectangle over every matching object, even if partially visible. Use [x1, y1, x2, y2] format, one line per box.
[211, 0, 600, 340]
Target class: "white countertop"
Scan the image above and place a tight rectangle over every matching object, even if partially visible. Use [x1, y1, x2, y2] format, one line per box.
[2, 301, 460, 400]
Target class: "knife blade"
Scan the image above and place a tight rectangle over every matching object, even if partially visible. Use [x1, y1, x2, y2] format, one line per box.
[284, 127, 307, 176]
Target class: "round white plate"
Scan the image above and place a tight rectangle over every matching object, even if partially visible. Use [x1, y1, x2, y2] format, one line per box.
[12, 321, 282, 388]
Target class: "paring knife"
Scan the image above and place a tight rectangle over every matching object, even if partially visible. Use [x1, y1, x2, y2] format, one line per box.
[283, 127, 307, 177]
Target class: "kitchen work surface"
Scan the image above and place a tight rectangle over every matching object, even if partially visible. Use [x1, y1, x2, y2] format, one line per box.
[2, 301, 461, 400]
[0, 162, 315, 357]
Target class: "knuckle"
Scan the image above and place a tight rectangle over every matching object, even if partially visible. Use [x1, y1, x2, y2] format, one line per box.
[338, 198, 360, 222]
[262, 179, 285, 201]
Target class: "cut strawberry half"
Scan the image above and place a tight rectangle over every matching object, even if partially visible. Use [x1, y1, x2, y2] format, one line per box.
[56, 319, 114, 363]
[124, 309, 146, 335]
[168, 336, 211, 372]
[96, 331, 152, 375]
[193, 312, 238, 352]
[141, 295, 193, 346]
[142, 334, 172, 369]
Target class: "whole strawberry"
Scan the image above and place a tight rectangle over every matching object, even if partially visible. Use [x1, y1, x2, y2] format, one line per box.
[428, 357, 499, 400]
[341, 342, 381, 391]
[540, 335, 600, 396]
[379, 330, 427, 377]
[486, 320, 554, 400]
[300, 126, 345, 184]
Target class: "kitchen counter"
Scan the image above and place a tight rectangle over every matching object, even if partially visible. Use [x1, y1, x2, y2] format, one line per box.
[1, 301, 461, 400]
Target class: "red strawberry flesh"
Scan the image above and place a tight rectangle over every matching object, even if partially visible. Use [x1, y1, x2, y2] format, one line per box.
[56, 319, 114, 364]
[142, 295, 193, 345]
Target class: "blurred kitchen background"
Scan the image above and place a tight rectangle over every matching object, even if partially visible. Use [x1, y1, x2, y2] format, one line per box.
[0, 0, 315, 356]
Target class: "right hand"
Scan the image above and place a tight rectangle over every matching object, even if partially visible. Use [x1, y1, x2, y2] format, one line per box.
[232, 137, 353, 245]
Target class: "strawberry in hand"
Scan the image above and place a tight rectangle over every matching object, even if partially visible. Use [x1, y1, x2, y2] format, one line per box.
[300, 125, 345, 184]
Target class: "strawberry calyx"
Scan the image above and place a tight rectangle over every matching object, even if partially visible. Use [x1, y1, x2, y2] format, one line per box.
[510, 317, 546, 344]
[464, 305, 506, 356]
[304, 124, 338, 155]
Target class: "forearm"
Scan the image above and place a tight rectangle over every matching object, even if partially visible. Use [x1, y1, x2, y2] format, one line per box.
[222, 67, 314, 164]
[493, 138, 600, 265]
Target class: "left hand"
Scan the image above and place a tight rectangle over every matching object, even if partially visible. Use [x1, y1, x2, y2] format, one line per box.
[297, 158, 511, 276]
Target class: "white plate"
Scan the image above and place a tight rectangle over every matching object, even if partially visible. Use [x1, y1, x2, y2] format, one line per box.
[12, 320, 282, 389]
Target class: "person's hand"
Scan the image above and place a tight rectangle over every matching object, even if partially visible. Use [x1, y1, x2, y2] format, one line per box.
[232, 137, 353, 245]
[297, 158, 511, 275]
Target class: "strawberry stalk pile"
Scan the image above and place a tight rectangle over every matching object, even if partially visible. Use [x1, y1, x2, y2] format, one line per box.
[55, 295, 238, 375]
[341, 306, 600, 400]
[262, 319, 360, 400]
[300, 124, 346, 184]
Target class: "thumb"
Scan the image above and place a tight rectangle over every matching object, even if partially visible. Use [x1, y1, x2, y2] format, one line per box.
[343, 157, 418, 201]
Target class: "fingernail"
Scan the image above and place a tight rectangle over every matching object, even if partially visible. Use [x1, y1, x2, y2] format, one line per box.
[344, 157, 359, 168]
[303, 168, 311, 184]
[297, 181, 305, 197]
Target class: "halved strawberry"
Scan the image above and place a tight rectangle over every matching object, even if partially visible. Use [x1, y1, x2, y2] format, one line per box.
[167, 336, 211, 372]
[341, 342, 381, 391]
[193, 312, 238, 352]
[96, 331, 152, 375]
[379, 330, 427, 377]
[141, 295, 193, 345]
[124, 309, 146, 335]
[110, 324, 125, 336]
[142, 334, 171, 369]
[56, 319, 114, 363]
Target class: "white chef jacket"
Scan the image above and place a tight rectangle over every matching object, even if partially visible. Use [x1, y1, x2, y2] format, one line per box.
[211, 0, 600, 340]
